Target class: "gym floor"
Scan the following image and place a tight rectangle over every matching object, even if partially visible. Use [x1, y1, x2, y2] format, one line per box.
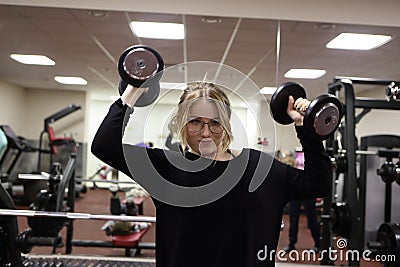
[16, 188, 381, 266]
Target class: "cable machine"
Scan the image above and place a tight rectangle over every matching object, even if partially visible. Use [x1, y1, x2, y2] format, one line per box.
[320, 77, 400, 266]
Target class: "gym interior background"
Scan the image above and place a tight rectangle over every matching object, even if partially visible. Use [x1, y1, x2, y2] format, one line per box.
[0, 0, 400, 266]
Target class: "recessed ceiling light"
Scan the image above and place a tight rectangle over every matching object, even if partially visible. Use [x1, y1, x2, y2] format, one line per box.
[260, 87, 277, 95]
[130, 21, 185, 40]
[315, 23, 336, 30]
[88, 11, 109, 18]
[326, 33, 392, 50]
[54, 76, 87, 85]
[201, 17, 222, 24]
[10, 54, 55, 65]
[284, 69, 326, 79]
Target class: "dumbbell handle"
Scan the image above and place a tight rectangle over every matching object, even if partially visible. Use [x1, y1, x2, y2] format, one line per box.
[121, 85, 149, 108]
[293, 97, 311, 113]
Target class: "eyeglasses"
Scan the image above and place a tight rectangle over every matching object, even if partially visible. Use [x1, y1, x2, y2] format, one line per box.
[186, 118, 223, 134]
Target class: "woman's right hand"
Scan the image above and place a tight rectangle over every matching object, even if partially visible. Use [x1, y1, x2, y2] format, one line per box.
[121, 84, 149, 108]
[286, 95, 310, 126]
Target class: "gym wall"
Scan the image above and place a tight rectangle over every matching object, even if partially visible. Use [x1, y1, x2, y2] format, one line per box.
[0, 80, 26, 133]
[23, 88, 85, 141]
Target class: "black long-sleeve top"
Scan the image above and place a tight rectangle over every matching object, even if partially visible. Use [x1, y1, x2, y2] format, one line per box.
[91, 99, 331, 267]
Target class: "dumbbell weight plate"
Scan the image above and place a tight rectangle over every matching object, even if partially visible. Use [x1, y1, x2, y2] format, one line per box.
[330, 202, 351, 238]
[270, 82, 307, 125]
[376, 223, 400, 260]
[395, 162, 400, 186]
[118, 45, 164, 88]
[303, 94, 343, 140]
[118, 45, 164, 107]
[377, 162, 397, 183]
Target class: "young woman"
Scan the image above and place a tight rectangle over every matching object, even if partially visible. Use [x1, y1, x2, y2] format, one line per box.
[92, 82, 331, 267]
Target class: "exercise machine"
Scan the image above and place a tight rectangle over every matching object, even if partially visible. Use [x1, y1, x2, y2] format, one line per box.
[320, 77, 400, 266]
[0, 125, 48, 204]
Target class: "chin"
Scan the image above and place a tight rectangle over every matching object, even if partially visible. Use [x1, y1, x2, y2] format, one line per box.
[199, 146, 217, 157]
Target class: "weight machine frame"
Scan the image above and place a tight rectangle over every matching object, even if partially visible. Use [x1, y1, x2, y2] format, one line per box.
[320, 77, 400, 266]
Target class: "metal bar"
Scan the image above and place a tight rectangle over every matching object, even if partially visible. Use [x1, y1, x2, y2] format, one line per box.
[354, 98, 400, 110]
[78, 179, 139, 185]
[70, 240, 156, 249]
[0, 209, 156, 223]
[355, 108, 371, 124]
[342, 81, 362, 266]
[320, 80, 340, 265]
[23, 253, 156, 263]
[384, 182, 392, 223]
[333, 76, 400, 86]
[44, 104, 81, 131]
[337, 149, 400, 156]
[65, 155, 75, 254]
[328, 81, 343, 93]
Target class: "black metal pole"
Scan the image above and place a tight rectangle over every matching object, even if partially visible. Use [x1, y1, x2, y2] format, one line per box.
[319, 82, 341, 265]
[384, 182, 392, 223]
[342, 81, 362, 266]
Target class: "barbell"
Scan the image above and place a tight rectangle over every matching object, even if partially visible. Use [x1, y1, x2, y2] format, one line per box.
[336, 149, 400, 156]
[270, 82, 343, 140]
[0, 209, 156, 223]
[118, 45, 164, 107]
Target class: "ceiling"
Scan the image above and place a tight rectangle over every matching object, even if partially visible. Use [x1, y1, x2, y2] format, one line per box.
[0, 4, 400, 104]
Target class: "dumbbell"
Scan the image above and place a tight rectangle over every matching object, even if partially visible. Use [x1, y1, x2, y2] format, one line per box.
[270, 82, 343, 140]
[118, 45, 164, 107]
[377, 161, 400, 184]
[386, 82, 400, 101]
[367, 222, 400, 263]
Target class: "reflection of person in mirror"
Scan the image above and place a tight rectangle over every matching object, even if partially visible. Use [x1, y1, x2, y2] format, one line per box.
[92, 82, 331, 267]
[283, 150, 322, 254]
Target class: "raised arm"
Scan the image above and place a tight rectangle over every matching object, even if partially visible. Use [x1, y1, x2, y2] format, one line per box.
[91, 85, 148, 176]
[91, 99, 132, 176]
[283, 95, 332, 200]
[285, 126, 332, 201]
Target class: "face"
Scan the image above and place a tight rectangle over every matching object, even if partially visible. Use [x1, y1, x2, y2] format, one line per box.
[185, 99, 224, 157]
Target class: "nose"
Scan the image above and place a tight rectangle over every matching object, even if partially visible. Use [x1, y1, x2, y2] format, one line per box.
[201, 123, 212, 137]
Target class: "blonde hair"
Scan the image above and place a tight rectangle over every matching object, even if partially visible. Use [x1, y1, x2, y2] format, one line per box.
[171, 82, 234, 153]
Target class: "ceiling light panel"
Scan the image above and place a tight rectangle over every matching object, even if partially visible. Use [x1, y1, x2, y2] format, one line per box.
[326, 33, 392, 50]
[10, 54, 55, 65]
[130, 21, 185, 40]
[284, 69, 326, 79]
[260, 87, 277, 95]
[54, 76, 87, 85]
